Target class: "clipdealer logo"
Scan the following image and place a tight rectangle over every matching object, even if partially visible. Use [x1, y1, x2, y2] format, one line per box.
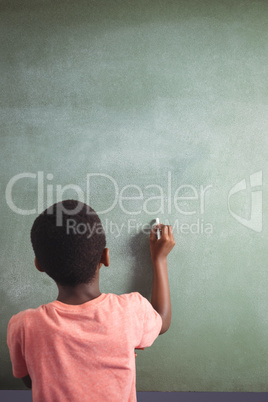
[4, 170, 263, 234]
[5, 171, 213, 215]
[5, 171, 213, 235]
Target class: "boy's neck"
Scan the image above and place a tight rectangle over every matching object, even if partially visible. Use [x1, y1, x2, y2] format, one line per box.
[56, 280, 101, 305]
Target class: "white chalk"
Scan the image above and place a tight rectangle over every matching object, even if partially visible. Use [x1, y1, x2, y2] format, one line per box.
[155, 218, 161, 240]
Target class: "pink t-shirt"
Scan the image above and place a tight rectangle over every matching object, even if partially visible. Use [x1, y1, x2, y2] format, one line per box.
[7, 292, 162, 402]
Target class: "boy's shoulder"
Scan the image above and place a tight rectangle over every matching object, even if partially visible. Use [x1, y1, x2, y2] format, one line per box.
[8, 305, 41, 327]
[107, 292, 153, 315]
[8, 292, 149, 326]
[107, 291, 147, 305]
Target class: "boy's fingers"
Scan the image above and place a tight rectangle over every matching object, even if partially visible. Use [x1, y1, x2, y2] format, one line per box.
[150, 223, 163, 234]
[161, 225, 175, 242]
[168, 225, 175, 245]
[161, 225, 168, 238]
[150, 226, 157, 241]
[168, 225, 174, 238]
[151, 223, 175, 241]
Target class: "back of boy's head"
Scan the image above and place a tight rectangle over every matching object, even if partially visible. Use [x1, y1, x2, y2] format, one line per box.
[30, 200, 106, 287]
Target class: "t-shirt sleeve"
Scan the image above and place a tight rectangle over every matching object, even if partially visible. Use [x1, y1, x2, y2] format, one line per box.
[134, 293, 162, 349]
[7, 313, 29, 378]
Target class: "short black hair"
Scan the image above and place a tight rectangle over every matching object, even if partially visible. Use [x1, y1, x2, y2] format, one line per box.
[30, 200, 106, 287]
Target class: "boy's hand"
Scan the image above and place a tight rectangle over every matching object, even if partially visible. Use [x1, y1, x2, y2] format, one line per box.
[150, 224, 175, 262]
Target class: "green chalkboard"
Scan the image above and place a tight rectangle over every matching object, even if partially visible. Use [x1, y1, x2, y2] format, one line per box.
[1, 0, 268, 392]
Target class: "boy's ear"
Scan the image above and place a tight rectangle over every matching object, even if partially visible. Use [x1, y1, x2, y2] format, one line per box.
[34, 257, 45, 272]
[99, 248, 109, 267]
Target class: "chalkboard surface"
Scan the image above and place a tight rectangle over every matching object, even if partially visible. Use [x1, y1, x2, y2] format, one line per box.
[1, 0, 268, 392]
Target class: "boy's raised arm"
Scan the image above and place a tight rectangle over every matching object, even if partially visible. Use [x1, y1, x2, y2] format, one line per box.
[150, 224, 175, 334]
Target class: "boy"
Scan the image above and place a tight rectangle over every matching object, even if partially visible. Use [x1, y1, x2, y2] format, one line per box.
[7, 200, 175, 401]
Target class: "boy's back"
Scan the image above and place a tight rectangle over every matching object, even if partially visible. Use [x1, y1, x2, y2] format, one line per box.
[7, 200, 175, 400]
[8, 292, 162, 402]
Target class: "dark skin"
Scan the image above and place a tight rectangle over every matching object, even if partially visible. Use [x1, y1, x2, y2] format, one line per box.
[22, 224, 175, 389]
[150, 224, 175, 333]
